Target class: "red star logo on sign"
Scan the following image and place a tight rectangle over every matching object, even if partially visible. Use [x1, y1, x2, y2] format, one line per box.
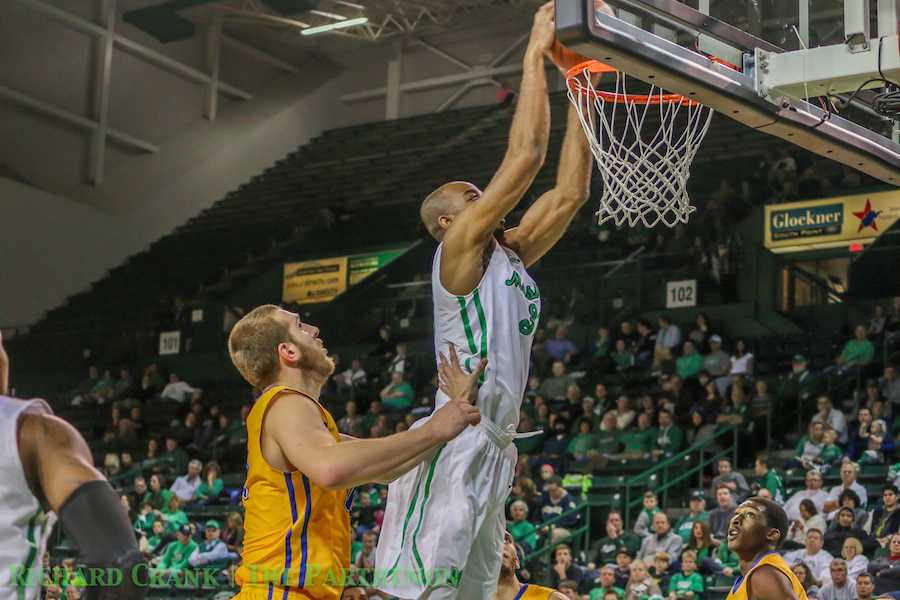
[853, 199, 881, 232]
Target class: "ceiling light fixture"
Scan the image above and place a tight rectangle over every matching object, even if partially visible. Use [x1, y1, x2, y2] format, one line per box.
[310, 9, 349, 20]
[300, 16, 368, 35]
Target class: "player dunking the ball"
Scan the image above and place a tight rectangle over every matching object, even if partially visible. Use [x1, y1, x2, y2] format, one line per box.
[725, 498, 807, 600]
[375, 3, 601, 598]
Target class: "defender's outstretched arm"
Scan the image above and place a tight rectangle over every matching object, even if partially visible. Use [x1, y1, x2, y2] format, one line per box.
[441, 2, 554, 294]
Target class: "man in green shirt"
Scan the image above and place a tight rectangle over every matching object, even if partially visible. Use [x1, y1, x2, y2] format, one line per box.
[753, 454, 786, 503]
[159, 437, 189, 476]
[380, 372, 415, 412]
[652, 409, 684, 461]
[619, 413, 656, 459]
[777, 355, 822, 417]
[361, 400, 384, 433]
[676, 341, 703, 380]
[592, 510, 641, 565]
[589, 565, 625, 599]
[667, 550, 704, 599]
[673, 491, 709, 543]
[836, 325, 875, 371]
[569, 420, 601, 457]
[153, 525, 198, 580]
[595, 412, 621, 455]
[716, 384, 750, 434]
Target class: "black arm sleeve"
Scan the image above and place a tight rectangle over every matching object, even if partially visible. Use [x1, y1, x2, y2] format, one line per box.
[58, 480, 147, 599]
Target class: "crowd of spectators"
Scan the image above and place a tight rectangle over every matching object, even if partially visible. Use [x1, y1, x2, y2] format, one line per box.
[39, 294, 900, 599]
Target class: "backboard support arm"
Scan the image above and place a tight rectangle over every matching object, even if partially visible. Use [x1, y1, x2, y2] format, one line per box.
[556, 0, 900, 185]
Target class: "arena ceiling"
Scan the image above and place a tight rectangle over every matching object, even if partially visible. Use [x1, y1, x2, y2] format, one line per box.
[125, 0, 543, 45]
[225, 0, 540, 40]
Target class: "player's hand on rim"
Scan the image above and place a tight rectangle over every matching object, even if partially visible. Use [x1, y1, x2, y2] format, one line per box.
[530, 1, 557, 54]
[438, 342, 487, 405]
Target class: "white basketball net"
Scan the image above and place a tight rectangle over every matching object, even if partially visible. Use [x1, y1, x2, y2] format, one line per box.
[567, 64, 715, 228]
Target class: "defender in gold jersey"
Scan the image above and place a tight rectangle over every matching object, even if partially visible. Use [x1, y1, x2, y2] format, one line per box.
[492, 532, 566, 600]
[227, 305, 483, 599]
[725, 497, 807, 600]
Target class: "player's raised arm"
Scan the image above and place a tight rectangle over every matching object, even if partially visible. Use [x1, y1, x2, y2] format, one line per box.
[267, 389, 480, 490]
[504, 59, 595, 267]
[433, 2, 554, 293]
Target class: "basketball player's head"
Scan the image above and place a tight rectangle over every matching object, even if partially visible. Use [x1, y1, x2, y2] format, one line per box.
[726, 497, 789, 559]
[420, 181, 504, 242]
[499, 531, 521, 577]
[228, 304, 334, 390]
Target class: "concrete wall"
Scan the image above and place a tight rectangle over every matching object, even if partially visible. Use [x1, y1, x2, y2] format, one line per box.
[0, 0, 363, 326]
[0, 0, 544, 326]
[0, 70, 360, 327]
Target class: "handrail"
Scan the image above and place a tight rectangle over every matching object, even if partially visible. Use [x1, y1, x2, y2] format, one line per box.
[624, 425, 736, 487]
[623, 426, 737, 528]
[519, 500, 591, 563]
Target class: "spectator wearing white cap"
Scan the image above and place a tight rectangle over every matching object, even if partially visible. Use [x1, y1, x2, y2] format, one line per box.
[703, 335, 731, 397]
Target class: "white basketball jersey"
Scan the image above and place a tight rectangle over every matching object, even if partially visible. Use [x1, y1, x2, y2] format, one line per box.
[0, 396, 56, 600]
[431, 241, 541, 429]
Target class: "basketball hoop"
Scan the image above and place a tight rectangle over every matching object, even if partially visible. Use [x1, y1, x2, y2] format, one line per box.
[566, 60, 715, 228]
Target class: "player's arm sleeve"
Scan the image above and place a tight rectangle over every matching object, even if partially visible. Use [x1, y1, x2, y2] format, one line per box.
[20, 413, 147, 599]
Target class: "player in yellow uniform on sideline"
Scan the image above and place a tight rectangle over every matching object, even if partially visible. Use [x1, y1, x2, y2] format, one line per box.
[227, 305, 483, 600]
[492, 532, 566, 600]
[725, 497, 807, 600]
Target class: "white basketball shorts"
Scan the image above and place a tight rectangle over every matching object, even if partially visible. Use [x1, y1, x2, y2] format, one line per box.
[373, 417, 519, 600]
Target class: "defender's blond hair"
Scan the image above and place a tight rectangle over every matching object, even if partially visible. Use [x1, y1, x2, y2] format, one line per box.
[228, 304, 293, 389]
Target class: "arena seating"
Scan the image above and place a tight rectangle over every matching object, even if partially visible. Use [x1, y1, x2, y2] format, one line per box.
[13, 92, 900, 600]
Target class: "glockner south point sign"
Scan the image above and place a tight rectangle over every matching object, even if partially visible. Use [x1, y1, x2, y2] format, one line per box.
[764, 189, 900, 253]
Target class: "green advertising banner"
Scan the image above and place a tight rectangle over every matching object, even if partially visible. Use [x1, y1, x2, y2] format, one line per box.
[349, 249, 406, 286]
